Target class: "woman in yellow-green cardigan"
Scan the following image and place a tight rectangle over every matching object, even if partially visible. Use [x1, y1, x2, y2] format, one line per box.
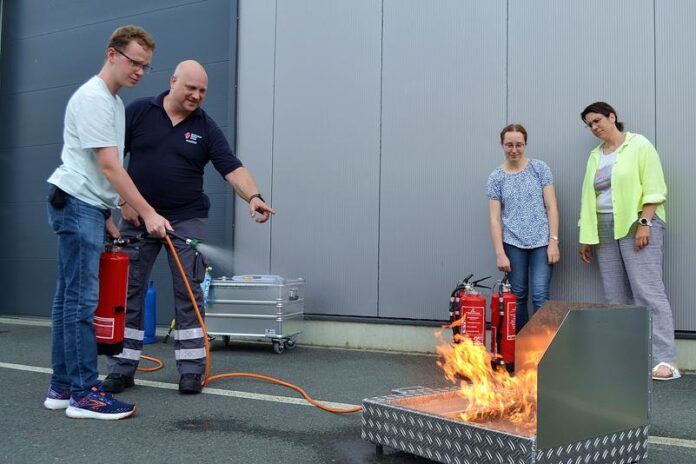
[578, 101, 679, 381]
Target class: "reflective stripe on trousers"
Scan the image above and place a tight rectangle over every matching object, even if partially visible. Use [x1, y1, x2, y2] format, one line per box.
[175, 347, 207, 360]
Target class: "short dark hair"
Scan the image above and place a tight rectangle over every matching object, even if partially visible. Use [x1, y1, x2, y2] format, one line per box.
[581, 101, 624, 131]
[500, 124, 528, 144]
[107, 25, 156, 52]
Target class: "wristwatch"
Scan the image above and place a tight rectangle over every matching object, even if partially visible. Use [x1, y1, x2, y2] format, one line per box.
[550, 235, 559, 243]
[638, 217, 653, 227]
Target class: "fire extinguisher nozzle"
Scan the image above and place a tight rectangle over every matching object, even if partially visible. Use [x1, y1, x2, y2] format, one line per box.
[167, 231, 200, 250]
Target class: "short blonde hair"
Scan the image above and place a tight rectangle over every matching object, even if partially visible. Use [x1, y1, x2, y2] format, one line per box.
[107, 25, 156, 51]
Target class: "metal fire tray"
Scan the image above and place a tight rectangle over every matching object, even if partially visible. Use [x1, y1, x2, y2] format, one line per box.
[362, 301, 651, 464]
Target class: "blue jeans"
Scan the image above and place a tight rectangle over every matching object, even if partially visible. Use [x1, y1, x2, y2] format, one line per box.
[47, 188, 108, 398]
[504, 243, 553, 332]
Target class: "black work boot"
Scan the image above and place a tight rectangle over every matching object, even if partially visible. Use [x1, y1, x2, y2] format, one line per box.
[102, 374, 135, 393]
[179, 374, 203, 394]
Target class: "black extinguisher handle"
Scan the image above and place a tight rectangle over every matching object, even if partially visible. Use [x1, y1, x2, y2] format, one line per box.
[450, 290, 461, 339]
[496, 284, 504, 353]
[472, 275, 492, 289]
[111, 232, 148, 247]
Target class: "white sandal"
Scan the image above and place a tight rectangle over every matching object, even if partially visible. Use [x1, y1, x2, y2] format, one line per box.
[652, 362, 681, 381]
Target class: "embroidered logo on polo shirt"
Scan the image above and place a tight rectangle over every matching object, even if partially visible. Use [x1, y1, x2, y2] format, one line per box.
[185, 132, 202, 144]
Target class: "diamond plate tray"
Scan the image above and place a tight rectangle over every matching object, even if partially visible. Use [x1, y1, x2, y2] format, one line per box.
[361, 387, 648, 464]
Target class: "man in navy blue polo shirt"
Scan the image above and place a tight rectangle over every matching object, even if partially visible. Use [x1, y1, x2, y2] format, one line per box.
[104, 60, 274, 394]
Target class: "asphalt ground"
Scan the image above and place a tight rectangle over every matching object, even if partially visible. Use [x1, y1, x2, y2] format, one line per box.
[0, 318, 694, 464]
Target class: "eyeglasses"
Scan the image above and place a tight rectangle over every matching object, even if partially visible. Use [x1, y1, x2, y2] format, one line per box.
[114, 48, 152, 74]
[503, 143, 526, 150]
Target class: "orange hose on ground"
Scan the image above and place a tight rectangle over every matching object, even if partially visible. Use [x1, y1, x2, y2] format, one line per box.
[206, 372, 363, 414]
[155, 235, 362, 414]
[137, 355, 164, 372]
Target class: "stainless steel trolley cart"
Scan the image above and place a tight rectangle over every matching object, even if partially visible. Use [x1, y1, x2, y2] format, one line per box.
[205, 275, 304, 354]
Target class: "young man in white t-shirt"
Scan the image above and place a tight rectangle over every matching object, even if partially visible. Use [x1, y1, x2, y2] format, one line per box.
[44, 25, 172, 420]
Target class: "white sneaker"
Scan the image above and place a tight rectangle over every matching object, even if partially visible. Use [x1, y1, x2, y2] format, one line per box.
[43, 387, 70, 410]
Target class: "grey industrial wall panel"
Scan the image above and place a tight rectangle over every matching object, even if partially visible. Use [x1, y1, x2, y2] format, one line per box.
[5, 0, 198, 40]
[234, 0, 276, 274]
[235, 1, 694, 329]
[378, 1, 507, 320]
[0, 145, 61, 205]
[507, 0, 655, 305]
[269, 0, 382, 316]
[0, 201, 54, 260]
[3, 86, 73, 148]
[4, 2, 231, 95]
[0, 259, 57, 313]
[0, 0, 238, 324]
[4, 1, 695, 332]
[655, 0, 696, 332]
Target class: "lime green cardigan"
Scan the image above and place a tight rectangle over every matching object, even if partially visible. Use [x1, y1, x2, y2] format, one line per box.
[578, 132, 667, 244]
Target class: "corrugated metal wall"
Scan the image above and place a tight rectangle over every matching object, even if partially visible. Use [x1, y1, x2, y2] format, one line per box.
[655, 0, 696, 333]
[378, 1, 506, 319]
[0, 1, 693, 332]
[0, 0, 238, 324]
[236, 0, 696, 331]
[271, 0, 382, 316]
[506, 0, 656, 305]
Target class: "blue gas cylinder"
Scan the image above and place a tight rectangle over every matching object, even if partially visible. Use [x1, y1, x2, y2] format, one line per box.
[143, 280, 157, 344]
[201, 267, 213, 309]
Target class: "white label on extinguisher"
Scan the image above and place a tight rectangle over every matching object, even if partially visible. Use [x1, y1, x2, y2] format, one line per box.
[506, 301, 516, 341]
[94, 316, 115, 340]
[461, 305, 485, 344]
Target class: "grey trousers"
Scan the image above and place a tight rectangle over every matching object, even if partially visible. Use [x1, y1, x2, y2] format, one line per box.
[596, 213, 677, 365]
[106, 218, 208, 376]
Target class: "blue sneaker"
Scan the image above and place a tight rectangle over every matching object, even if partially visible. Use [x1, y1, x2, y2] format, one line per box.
[65, 386, 137, 420]
[43, 386, 70, 410]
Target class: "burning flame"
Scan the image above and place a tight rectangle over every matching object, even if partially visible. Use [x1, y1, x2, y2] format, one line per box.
[436, 325, 546, 431]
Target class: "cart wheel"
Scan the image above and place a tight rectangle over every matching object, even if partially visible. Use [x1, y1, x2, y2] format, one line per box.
[222, 336, 230, 347]
[272, 340, 285, 354]
[285, 339, 296, 350]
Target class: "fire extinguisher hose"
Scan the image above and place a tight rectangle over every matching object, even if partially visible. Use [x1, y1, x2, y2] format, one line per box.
[138, 236, 362, 414]
[137, 355, 164, 372]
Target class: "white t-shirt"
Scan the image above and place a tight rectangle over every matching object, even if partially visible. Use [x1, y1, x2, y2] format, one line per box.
[593, 145, 620, 213]
[47, 75, 125, 209]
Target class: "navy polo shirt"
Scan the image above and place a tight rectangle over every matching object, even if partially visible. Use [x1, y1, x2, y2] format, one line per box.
[125, 91, 243, 221]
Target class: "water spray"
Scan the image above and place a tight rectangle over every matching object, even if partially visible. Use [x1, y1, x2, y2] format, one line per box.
[161, 231, 235, 275]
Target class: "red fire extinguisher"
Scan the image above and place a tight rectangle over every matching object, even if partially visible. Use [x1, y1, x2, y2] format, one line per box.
[449, 275, 490, 345]
[94, 240, 130, 356]
[490, 273, 516, 372]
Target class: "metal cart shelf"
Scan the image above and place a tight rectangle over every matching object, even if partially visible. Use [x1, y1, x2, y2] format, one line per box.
[205, 276, 304, 354]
